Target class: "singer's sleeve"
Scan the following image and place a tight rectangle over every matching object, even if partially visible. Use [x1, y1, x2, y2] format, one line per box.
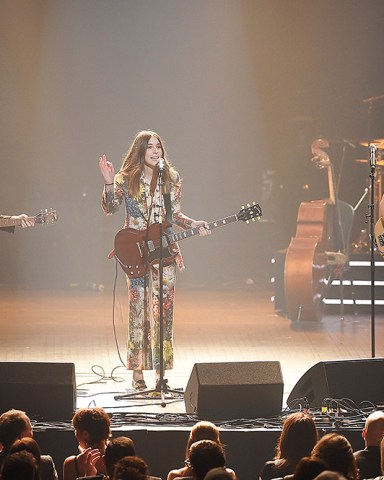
[172, 179, 195, 229]
[101, 173, 125, 215]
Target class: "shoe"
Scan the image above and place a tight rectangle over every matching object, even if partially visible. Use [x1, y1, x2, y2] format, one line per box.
[132, 378, 147, 391]
[132, 370, 147, 391]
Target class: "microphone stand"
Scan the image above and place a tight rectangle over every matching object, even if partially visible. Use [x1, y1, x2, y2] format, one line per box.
[156, 163, 167, 407]
[367, 145, 378, 358]
[154, 164, 184, 404]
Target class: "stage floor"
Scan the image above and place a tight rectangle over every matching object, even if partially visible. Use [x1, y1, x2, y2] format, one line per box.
[1, 286, 383, 414]
[2, 286, 384, 480]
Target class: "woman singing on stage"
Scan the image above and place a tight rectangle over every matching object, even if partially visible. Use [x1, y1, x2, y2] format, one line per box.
[99, 130, 209, 390]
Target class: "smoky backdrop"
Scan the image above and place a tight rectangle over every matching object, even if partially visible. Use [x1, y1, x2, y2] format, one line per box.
[1, 0, 383, 290]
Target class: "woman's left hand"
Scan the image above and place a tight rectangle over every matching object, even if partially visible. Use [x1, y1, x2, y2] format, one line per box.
[12, 214, 34, 228]
[77, 448, 101, 477]
[191, 220, 211, 236]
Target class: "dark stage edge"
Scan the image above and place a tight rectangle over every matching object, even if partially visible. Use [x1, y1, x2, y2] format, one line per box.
[32, 413, 366, 480]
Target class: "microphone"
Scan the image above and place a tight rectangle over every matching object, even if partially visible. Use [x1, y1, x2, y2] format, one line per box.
[369, 144, 377, 169]
[158, 158, 165, 171]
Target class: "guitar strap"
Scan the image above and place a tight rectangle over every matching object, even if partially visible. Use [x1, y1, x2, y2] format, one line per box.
[163, 193, 172, 225]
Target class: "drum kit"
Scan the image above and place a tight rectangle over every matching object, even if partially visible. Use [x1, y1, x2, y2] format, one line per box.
[352, 138, 384, 252]
[355, 138, 384, 202]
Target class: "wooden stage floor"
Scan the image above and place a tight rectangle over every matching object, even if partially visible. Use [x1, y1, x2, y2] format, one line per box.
[1, 286, 384, 480]
[1, 286, 383, 414]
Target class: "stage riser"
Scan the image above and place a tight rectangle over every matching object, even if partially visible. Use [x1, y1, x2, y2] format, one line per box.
[272, 252, 384, 316]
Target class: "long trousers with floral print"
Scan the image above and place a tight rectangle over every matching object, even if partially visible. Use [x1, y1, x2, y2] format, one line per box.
[126, 262, 176, 371]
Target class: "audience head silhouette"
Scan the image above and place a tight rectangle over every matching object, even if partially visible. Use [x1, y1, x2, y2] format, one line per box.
[9, 437, 42, 468]
[72, 407, 111, 452]
[113, 456, 148, 480]
[0, 409, 33, 453]
[311, 433, 358, 480]
[276, 412, 318, 464]
[186, 421, 222, 458]
[104, 436, 136, 478]
[203, 467, 232, 480]
[188, 440, 226, 480]
[1, 450, 39, 480]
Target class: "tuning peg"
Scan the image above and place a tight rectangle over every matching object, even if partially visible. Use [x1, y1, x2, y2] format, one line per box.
[241, 205, 245, 210]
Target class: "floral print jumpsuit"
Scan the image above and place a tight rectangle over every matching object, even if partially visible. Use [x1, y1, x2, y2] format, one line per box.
[102, 171, 193, 371]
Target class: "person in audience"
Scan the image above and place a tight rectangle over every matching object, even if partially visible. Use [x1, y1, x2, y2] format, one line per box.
[167, 421, 235, 480]
[103, 436, 161, 480]
[104, 437, 136, 479]
[259, 412, 318, 480]
[0, 409, 57, 478]
[313, 472, 348, 480]
[292, 456, 327, 480]
[1, 450, 39, 480]
[311, 433, 358, 480]
[112, 456, 150, 480]
[203, 467, 232, 480]
[353, 410, 384, 480]
[10, 437, 58, 480]
[63, 407, 111, 480]
[181, 440, 228, 480]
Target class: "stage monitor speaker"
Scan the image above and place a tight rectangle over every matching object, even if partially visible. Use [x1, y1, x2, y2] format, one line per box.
[287, 358, 384, 407]
[0, 362, 76, 420]
[184, 361, 283, 420]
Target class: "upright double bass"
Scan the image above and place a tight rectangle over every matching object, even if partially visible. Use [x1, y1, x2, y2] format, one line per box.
[284, 139, 354, 321]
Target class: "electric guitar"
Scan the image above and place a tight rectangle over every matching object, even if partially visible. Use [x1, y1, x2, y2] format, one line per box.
[114, 202, 262, 278]
[0, 209, 58, 229]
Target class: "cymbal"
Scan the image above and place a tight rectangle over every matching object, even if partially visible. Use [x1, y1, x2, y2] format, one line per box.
[360, 138, 384, 149]
[355, 158, 384, 167]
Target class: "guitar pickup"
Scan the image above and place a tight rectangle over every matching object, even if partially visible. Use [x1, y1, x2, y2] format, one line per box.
[147, 240, 155, 253]
[136, 242, 143, 258]
[147, 237, 169, 253]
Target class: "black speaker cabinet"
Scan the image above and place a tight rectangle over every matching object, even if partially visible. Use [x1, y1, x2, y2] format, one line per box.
[287, 358, 384, 408]
[0, 362, 76, 420]
[184, 361, 284, 420]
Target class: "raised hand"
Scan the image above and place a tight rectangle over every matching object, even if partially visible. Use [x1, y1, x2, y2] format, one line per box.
[76, 447, 101, 477]
[99, 154, 115, 185]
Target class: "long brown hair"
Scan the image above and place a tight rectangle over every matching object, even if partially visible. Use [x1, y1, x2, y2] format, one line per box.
[275, 412, 318, 467]
[311, 433, 358, 480]
[118, 130, 179, 198]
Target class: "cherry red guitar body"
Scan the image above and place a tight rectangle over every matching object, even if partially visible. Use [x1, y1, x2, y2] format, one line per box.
[114, 223, 177, 278]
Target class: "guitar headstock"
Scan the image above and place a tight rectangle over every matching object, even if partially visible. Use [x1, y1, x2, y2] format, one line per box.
[238, 202, 262, 223]
[35, 209, 58, 225]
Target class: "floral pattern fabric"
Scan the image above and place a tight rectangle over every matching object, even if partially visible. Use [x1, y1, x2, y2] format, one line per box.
[102, 172, 193, 370]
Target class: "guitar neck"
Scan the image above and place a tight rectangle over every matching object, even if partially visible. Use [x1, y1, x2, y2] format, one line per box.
[0, 216, 34, 228]
[167, 214, 239, 244]
[327, 164, 337, 205]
